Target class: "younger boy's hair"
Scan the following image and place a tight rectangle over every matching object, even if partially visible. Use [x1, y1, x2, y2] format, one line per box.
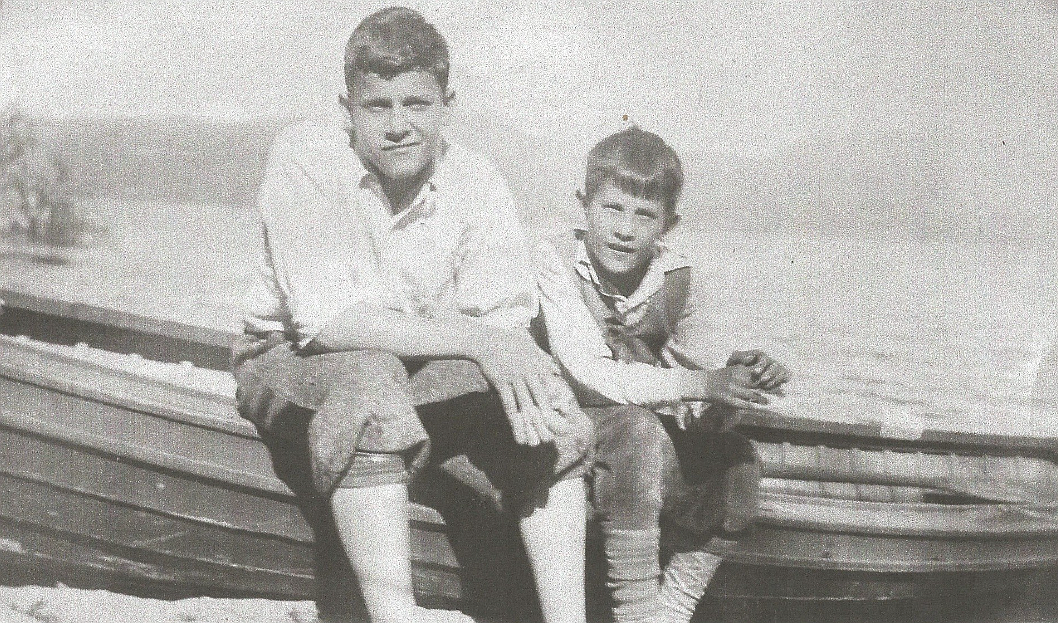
[581, 127, 684, 216]
[344, 7, 450, 93]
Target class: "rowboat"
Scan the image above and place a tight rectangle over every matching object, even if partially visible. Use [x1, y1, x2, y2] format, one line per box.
[3, 287, 1058, 622]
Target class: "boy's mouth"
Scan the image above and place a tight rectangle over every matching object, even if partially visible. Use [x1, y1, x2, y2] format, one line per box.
[383, 141, 422, 153]
[607, 242, 635, 255]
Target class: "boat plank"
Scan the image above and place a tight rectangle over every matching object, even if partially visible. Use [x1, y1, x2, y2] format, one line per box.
[718, 523, 1058, 572]
[759, 443, 1058, 504]
[0, 335, 245, 437]
[0, 426, 310, 542]
[757, 492, 1058, 538]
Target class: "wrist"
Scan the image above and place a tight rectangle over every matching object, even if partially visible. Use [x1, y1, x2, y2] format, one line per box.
[677, 368, 713, 402]
[462, 325, 500, 363]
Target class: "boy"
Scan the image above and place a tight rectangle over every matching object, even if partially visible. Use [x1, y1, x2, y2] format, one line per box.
[234, 8, 592, 623]
[536, 127, 790, 623]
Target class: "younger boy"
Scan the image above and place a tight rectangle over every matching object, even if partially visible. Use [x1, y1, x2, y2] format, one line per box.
[536, 127, 790, 623]
[234, 8, 592, 623]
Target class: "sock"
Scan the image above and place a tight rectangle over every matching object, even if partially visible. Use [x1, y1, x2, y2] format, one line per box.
[656, 550, 723, 623]
[604, 528, 662, 623]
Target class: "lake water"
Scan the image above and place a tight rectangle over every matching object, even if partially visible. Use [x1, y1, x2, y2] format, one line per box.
[8, 117, 1058, 438]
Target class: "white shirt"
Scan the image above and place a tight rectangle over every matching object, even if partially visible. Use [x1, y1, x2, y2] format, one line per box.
[536, 236, 708, 407]
[243, 120, 536, 347]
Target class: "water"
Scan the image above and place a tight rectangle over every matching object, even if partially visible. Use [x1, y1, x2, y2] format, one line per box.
[14, 116, 1058, 438]
[677, 229, 1058, 436]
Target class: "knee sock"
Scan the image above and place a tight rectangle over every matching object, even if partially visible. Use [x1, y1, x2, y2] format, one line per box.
[604, 528, 662, 623]
[656, 550, 723, 623]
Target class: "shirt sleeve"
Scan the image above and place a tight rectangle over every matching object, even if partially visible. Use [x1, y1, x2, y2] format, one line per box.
[453, 170, 537, 330]
[241, 218, 289, 335]
[536, 242, 683, 406]
[248, 130, 375, 348]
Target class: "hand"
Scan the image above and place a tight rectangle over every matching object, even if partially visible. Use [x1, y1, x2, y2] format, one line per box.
[470, 331, 569, 446]
[700, 364, 770, 410]
[727, 349, 791, 393]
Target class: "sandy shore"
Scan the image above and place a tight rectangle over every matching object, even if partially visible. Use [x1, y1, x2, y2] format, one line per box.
[0, 585, 318, 623]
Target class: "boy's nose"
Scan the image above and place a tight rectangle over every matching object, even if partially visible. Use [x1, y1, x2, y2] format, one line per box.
[613, 217, 635, 240]
[386, 109, 413, 136]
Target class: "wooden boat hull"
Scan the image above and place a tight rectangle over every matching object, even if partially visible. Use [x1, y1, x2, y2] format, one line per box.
[4, 289, 1058, 620]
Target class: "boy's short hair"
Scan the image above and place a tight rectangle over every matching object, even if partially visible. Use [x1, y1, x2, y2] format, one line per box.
[582, 127, 684, 215]
[344, 7, 450, 93]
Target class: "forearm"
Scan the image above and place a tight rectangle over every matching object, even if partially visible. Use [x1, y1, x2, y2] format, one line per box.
[308, 303, 499, 361]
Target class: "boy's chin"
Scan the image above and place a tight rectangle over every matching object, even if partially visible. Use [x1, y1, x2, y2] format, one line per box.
[597, 260, 646, 283]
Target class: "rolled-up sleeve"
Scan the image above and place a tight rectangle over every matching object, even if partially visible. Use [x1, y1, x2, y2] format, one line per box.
[241, 218, 288, 335]
[536, 242, 682, 406]
[249, 130, 377, 348]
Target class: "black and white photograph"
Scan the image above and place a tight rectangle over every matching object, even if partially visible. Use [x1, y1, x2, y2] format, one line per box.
[1, 1, 1057, 621]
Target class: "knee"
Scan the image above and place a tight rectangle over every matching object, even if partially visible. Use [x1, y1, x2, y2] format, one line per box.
[600, 406, 667, 470]
[307, 350, 408, 403]
[595, 407, 668, 510]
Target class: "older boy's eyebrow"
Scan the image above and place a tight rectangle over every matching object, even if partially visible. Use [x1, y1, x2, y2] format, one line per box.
[360, 97, 392, 108]
[402, 96, 435, 107]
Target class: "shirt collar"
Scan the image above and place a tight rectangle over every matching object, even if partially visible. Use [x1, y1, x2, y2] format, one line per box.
[348, 139, 452, 228]
[573, 232, 692, 310]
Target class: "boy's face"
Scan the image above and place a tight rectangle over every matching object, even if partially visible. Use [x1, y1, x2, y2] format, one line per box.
[344, 70, 450, 183]
[583, 180, 672, 287]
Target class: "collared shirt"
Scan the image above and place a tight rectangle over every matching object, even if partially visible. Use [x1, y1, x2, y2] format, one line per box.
[243, 120, 536, 347]
[537, 234, 726, 407]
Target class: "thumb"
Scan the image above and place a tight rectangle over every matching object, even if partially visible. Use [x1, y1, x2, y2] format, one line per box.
[728, 350, 758, 366]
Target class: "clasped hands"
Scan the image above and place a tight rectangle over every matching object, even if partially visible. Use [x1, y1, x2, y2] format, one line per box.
[674, 349, 791, 431]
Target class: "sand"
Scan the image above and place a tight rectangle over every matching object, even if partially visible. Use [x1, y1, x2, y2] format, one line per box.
[0, 585, 318, 623]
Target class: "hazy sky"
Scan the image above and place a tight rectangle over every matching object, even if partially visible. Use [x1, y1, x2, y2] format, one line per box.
[4, 0, 1057, 238]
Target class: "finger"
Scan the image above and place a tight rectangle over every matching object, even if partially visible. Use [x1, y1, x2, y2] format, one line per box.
[674, 404, 689, 431]
[514, 383, 541, 446]
[731, 386, 769, 405]
[497, 384, 526, 444]
[763, 367, 792, 391]
[724, 397, 761, 411]
[758, 368, 779, 388]
[529, 406, 553, 444]
[526, 374, 553, 414]
[522, 409, 542, 446]
[727, 350, 756, 366]
[542, 405, 572, 436]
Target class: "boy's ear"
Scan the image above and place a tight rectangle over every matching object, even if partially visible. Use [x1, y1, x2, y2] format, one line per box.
[442, 89, 456, 106]
[665, 212, 681, 232]
[575, 189, 587, 205]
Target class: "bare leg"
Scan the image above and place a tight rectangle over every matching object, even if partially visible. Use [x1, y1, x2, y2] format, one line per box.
[331, 484, 472, 623]
[520, 478, 588, 623]
[331, 484, 416, 623]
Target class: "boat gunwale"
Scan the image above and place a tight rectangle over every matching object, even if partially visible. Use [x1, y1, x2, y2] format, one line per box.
[0, 335, 250, 439]
[5, 287, 1058, 455]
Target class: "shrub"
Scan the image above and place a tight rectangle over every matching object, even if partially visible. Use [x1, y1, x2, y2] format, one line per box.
[0, 106, 91, 246]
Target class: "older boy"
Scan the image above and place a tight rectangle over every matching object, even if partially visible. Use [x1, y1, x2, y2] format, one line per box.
[234, 8, 592, 623]
[536, 127, 790, 623]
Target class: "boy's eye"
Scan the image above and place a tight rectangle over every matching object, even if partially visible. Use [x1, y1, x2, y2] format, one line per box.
[602, 202, 623, 212]
[635, 209, 659, 220]
[404, 99, 434, 111]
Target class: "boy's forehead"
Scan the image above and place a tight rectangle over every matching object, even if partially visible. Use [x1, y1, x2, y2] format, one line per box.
[349, 70, 445, 96]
